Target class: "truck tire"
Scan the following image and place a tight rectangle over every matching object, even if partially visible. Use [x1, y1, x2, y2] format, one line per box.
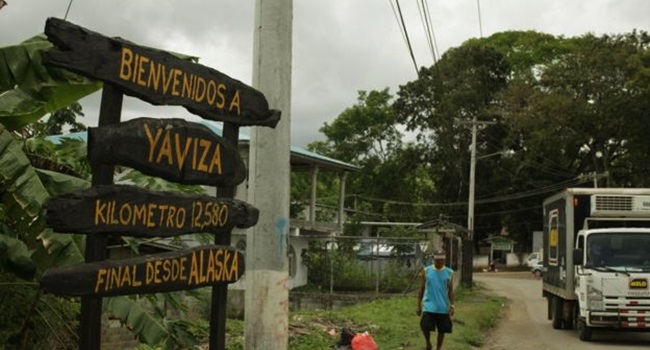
[552, 297, 564, 329]
[577, 317, 592, 341]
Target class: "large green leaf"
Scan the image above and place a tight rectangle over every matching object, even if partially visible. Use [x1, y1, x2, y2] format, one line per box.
[35, 168, 90, 196]
[0, 35, 102, 131]
[31, 230, 84, 274]
[0, 123, 48, 238]
[0, 234, 37, 280]
[105, 296, 170, 346]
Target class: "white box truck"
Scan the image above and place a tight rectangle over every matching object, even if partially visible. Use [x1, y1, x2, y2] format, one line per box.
[542, 188, 650, 341]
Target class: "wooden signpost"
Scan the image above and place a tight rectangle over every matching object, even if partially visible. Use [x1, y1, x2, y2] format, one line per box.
[40, 17, 279, 350]
[87, 118, 246, 186]
[44, 17, 280, 127]
[44, 185, 259, 237]
[41, 245, 244, 297]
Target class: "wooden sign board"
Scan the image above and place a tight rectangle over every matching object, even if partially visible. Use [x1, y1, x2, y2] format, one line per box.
[41, 245, 244, 297]
[44, 17, 280, 128]
[44, 185, 259, 237]
[88, 118, 246, 186]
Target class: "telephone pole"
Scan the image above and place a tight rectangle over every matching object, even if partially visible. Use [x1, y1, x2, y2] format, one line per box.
[463, 116, 495, 288]
[245, 0, 292, 349]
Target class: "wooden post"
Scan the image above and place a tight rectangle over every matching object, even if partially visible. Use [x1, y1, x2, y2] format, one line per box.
[210, 122, 239, 349]
[80, 85, 122, 350]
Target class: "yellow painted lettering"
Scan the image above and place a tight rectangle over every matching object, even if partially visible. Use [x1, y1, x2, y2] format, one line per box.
[199, 249, 206, 283]
[174, 134, 192, 171]
[146, 261, 154, 284]
[119, 203, 132, 225]
[215, 249, 224, 281]
[216, 84, 226, 109]
[206, 250, 216, 282]
[207, 80, 217, 105]
[156, 131, 173, 165]
[120, 265, 131, 287]
[133, 204, 147, 226]
[194, 77, 206, 103]
[162, 259, 171, 282]
[171, 69, 182, 96]
[179, 257, 187, 281]
[144, 124, 163, 162]
[94, 269, 107, 293]
[181, 72, 194, 98]
[119, 48, 133, 81]
[157, 204, 169, 226]
[161, 66, 173, 94]
[230, 252, 239, 281]
[229, 90, 241, 114]
[176, 207, 186, 229]
[148, 60, 161, 90]
[154, 260, 162, 284]
[188, 252, 199, 285]
[94, 199, 107, 225]
[208, 144, 222, 174]
[147, 203, 157, 228]
[197, 139, 211, 172]
[132, 265, 142, 287]
[136, 55, 149, 87]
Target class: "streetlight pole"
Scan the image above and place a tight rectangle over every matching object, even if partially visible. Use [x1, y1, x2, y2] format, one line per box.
[462, 116, 478, 289]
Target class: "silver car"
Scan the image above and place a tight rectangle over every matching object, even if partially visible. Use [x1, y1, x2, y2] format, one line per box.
[531, 261, 546, 278]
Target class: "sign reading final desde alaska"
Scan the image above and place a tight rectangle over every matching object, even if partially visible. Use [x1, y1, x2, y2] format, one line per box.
[43, 17, 280, 128]
[88, 118, 246, 186]
[44, 185, 259, 237]
[40, 245, 244, 297]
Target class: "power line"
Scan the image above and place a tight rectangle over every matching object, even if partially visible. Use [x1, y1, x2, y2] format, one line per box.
[390, 0, 420, 75]
[63, 0, 73, 20]
[476, 0, 483, 38]
[417, 0, 437, 64]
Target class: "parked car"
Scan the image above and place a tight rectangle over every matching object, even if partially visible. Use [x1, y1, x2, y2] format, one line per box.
[526, 251, 542, 267]
[531, 261, 546, 278]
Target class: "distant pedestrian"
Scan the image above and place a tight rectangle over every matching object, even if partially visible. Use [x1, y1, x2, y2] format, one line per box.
[416, 249, 454, 350]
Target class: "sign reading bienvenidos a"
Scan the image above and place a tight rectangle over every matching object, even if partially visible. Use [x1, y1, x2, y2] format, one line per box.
[88, 117, 246, 186]
[41, 245, 244, 297]
[43, 17, 280, 128]
[38, 18, 273, 347]
[44, 185, 259, 237]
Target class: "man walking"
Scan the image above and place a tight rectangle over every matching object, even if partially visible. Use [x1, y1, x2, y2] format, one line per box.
[416, 249, 454, 350]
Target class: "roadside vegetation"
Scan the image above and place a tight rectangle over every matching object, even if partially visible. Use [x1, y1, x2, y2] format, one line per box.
[220, 283, 504, 350]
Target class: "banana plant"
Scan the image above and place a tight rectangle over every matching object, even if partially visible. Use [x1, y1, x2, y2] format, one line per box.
[1, 33, 207, 348]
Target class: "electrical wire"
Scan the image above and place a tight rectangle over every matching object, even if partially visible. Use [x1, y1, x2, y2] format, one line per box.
[392, 0, 420, 75]
[417, 0, 437, 64]
[63, 0, 73, 20]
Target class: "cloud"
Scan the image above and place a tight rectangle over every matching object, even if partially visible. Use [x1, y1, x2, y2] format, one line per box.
[2, 0, 648, 148]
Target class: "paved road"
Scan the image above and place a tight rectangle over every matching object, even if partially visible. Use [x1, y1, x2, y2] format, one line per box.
[475, 272, 650, 350]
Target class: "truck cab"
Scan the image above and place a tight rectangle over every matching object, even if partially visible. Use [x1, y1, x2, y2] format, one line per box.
[542, 188, 650, 341]
[573, 228, 650, 339]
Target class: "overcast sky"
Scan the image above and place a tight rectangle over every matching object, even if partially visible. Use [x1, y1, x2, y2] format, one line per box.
[3, 0, 649, 147]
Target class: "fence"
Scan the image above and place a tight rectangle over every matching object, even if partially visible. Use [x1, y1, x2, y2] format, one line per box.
[299, 234, 461, 301]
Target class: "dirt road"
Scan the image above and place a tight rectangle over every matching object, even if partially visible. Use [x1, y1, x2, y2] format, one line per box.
[475, 271, 650, 350]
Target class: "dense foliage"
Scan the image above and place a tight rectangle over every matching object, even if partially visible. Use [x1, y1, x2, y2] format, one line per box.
[309, 30, 650, 248]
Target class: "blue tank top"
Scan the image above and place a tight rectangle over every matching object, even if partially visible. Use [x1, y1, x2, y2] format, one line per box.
[422, 265, 453, 314]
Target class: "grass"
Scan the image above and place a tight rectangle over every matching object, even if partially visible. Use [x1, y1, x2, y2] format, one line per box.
[222, 282, 505, 350]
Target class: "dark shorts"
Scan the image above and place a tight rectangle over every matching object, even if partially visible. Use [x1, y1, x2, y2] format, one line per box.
[420, 312, 452, 333]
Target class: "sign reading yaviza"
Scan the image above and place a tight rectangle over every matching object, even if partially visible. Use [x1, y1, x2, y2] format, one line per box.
[44, 185, 259, 237]
[44, 17, 280, 127]
[88, 118, 246, 186]
[41, 245, 244, 297]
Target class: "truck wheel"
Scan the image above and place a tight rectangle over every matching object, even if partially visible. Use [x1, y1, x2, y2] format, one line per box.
[577, 317, 592, 341]
[552, 297, 563, 329]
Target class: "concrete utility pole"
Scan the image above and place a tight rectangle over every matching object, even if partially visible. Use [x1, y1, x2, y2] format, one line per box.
[245, 1, 292, 349]
[463, 116, 478, 289]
